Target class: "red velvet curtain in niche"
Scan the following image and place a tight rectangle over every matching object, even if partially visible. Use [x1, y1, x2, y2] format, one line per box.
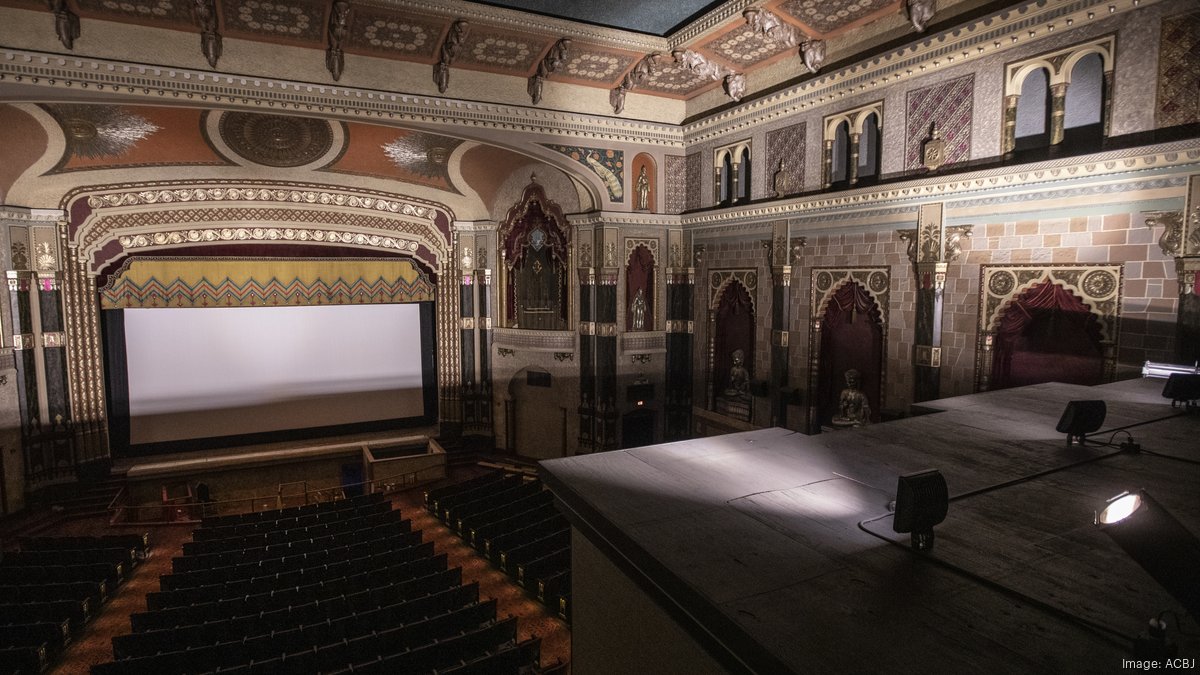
[625, 245, 654, 331]
[713, 281, 754, 395]
[502, 199, 568, 328]
[818, 281, 883, 426]
[991, 279, 1104, 389]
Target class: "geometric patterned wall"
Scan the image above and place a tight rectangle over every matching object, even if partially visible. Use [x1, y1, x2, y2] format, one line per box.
[905, 74, 974, 170]
[685, 152, 703, 212]
[1157, 10, 1200, 128]
[665, 154, 687, 214]
[765, 122, 806, 195]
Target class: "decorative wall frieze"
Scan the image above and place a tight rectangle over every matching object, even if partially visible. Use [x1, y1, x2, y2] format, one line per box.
[566, 211, 683, 228]
[0, 207, 66, 225]
[82, 185, 437, 221]
[493, 327, 576, 351]
[116, 227, 422, 253]
[0, 49, 684, 147]
[621, 331, 665, 353]
[683, 143, 1200, 232]
[683, 0, 1162, 144]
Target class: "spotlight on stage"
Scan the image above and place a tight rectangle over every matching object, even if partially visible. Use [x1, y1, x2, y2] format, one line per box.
[892, 469, 948, 552]
[1095, 490, 1200, 619]
[1162, 373, 1200, 410]
[1055, 400, 1106, 446]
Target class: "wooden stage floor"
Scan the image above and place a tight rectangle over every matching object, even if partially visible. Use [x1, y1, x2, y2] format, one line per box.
[541, 378, 1200, 674]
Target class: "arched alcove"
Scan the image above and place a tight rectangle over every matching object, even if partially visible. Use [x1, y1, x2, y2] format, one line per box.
[1063, 52, 1105, 150]
[711, 278, 755, 422]
[1014, 67, 1051, 151]
[498, 179, 570, 330]
[817, 281, 884, 427]
[990, 279, 1104, 390]
[831, 120, 851, 185]
[857, 113, 881, 183]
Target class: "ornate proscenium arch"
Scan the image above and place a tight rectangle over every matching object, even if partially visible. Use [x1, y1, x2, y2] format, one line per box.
[807, 267, 890, 432]
[976, 264, 1122, 391]
[57, 179, 462, 458]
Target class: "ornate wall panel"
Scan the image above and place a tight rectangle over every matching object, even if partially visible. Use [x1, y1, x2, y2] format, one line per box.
[905, 74, 974, 170]
[764, 122, 806, 197]
[684, 153, 703, 211]
[1156, 9, 1200, 129]
[976, 264, 1122, 391]
[664, 155, 687, 214]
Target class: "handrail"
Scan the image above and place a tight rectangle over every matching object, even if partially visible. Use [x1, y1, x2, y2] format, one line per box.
[107, 458, 447, 525]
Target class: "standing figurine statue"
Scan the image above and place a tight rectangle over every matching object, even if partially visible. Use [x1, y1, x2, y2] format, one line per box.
[636, 166, 650, 211]
[832, 368, 871, 427]
[630, 287, 647, 331]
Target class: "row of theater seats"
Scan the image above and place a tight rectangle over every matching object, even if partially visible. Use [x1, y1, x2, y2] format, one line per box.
[93, 490, 548, 674]
[425, 472, 572, 621]
[0, 533, 150, 674]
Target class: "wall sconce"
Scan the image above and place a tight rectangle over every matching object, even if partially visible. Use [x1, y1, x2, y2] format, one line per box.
[892, 469, 948, 551]
[1055, 400, 1106, 446]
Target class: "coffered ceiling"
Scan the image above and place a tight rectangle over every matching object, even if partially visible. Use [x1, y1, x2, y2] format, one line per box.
[2, 0, 918, 106]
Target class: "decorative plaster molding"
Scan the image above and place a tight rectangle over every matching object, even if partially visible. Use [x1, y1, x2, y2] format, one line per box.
[0, 49, 684, 147]
[493, 327, 576, 351]
[0, 207, 67, 224]
[117, 227, 422, 254]
[682, 143, 1200, 231]
[683, 0, 1164, 144]
[566, 211, 684, 228]
[84, 186, 437, 221]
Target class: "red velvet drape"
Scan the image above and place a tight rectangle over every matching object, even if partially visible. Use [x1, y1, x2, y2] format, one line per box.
[991, 279, 1104, 389]
[818, 281, 883, 426]
[713, 280, 754, 394]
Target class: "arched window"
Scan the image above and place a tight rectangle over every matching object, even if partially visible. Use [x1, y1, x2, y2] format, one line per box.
[830, 120, 851, 186]
[857, 112, 881, 183]
[1063, 52, 1105, 150]
[1014, 67, 1050, 152]
[719, 152, 733, 205]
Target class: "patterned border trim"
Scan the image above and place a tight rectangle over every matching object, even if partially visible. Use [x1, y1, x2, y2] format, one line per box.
[117, 226, 423, 254]
[0, 49, 683, 147]
[492, 327, 576, 351]
[85, 186, 435, 221]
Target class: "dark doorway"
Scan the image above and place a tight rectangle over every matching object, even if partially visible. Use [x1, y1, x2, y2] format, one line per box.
[991, 279, 1104, 389]
[817, 281, 884, 427]
[622, 408, 656, 449]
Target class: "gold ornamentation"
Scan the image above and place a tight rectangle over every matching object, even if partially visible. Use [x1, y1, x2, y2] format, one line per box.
[41, 332, 66, 348]
[11, 334, 35, 350]
[1143, 210, 1183, 256]
[35, 242, 57, 272]
[85, 187, 433, 220]
[117, 227, 421, 253]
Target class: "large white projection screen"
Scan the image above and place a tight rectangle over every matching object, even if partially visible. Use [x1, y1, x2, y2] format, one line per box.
[123, 304, 425, 445]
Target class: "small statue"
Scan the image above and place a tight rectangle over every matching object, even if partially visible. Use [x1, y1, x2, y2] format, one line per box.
[802, 39, 826, 74]
[635, 165, 650, 211]
[529, 37, 571, 105]
[832, 369, 871, 427]
[724, 349, 751, 401]
[906, 0, 936, 33]
[433, 19, 468, 94]
[630, 288, 647, 331]
[772, 158, 791, 197]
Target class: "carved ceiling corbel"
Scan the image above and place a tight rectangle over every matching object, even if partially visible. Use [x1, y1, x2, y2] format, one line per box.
[326, 0, 351, 81]
[671, 49, 745, 102]
[743, 8, 825, 75]
[433, 19, 469, 94]
[192, 0, 221, 68]
[47, 0, 80, 50]
[610, 52, 658, 115]
[528, 37, 571, 105]
[906, 0, 937, 33]
[1144, 210, 1183, 257]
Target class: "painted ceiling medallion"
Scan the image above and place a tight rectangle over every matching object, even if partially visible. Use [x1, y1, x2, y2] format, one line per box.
[48, 104, 161, 159]
[381, 132, 463, 179]
[219, 112, 334, 167]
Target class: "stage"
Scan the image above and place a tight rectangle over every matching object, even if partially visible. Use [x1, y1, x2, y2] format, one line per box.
[540, 378, 1200, 674]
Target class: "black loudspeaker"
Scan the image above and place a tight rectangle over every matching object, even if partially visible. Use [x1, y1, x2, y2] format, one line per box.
[893, 469, 948, 551]
[1055, 400, 1106, 446]
[1162, 373, 1200, 409]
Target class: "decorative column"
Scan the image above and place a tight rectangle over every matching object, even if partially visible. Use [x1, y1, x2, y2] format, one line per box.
[1101, 70, 1114, 138]
[664, 231, 693, 440]
[60, 227, 107, 464]
[1049, 82, 1069, 146]
[577, 229, 596, 453]
[1002, 94, 1020, 154]
[595, 227, 619, 451]
[898, 203, 972, 402]
[1147, 175, 1200, 363]
[730, 160, 742, 203]
[822, 140, 834, 189]
[766, 222, 793, 427]
[476, 244, 493, 434]
[458, 240, 477, 429]
[436, 241, 462, 438]
[847, 132, 861, 186]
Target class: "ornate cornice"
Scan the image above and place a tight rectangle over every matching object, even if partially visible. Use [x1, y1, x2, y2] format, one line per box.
[84, 186, 436, 221]
[668, 0, 762, 49]
[683, 142, 1200, 232]
[0, 206, 66, 223]
[566, 211, 684, 228]
[0, 49, 684, 147]
[683, 0, 1163, 144]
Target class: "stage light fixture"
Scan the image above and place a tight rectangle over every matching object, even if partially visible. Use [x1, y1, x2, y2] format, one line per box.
[1141, 360, 1200, 379]
[892, 469, 948, 551]
[1055, 400, 1106, 446]
[1161, 373, 1200, 410]
[1095, 490, 1200, 619]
